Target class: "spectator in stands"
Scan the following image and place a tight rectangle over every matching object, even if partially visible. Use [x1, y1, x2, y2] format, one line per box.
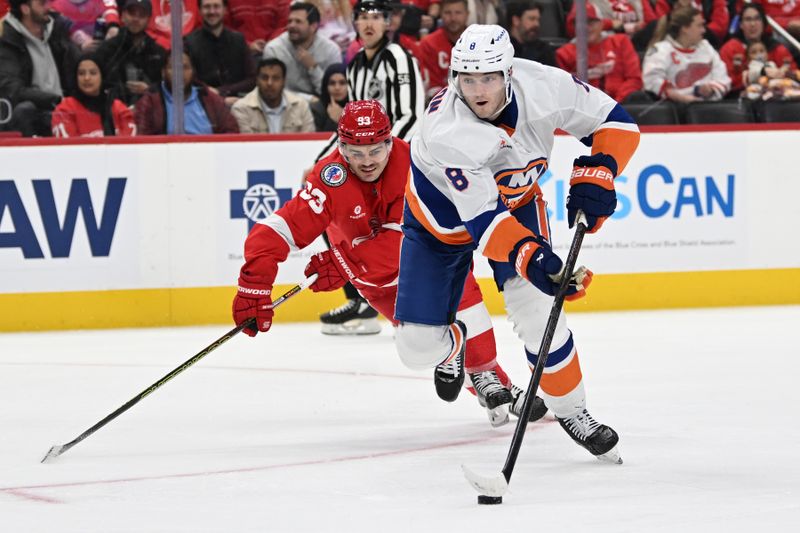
[388, 1, 426, 47]
[749, 0, 800, 41]
[262, 2, 341, 98]
[742, 39, 800, 100]
[146, 0, 200, 49]
[720, 3, 796, 96]
[557, 3, 643, 103]
[51, 52, 135, 136]
[505, 0, 556, 66]
[186, 0, 254, 106]
[466, 0, 499, 26]
[566, 0, 657, 41]
[642, 6, 730, 102]
[650, 0, 729, 47]
[417, 0, 468, 98]
[310, 62, 347, 131]
[225, 0, 290, 55]
[135, 50, 238, 134]
[309, 0, 355, 53]
[96, 0, 165, 106]
[50, 0, 120, 52]
[0, 0, 79, 136]
[400, 0, 440, 36]
[231, 57, 314, 133]
[637, 0, 728, 51]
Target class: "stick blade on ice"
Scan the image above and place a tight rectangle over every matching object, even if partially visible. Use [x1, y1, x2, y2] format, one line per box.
[41, 445, 65, 464]
[461, 464, 509, 497]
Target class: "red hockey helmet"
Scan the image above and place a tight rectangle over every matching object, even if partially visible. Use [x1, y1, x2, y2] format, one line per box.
[337, 100, 392, 145]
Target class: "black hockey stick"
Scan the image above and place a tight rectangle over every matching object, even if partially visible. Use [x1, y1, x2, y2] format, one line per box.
[462, 215, 588, 500]
[41, 274, 318, 463]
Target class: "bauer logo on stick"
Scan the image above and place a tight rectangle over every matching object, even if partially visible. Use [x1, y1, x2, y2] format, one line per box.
[321, 163, 347, 187]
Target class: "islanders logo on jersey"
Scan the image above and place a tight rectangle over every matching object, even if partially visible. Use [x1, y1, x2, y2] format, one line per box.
[321, 163, 347, 187]
[495, 158, 548, 208]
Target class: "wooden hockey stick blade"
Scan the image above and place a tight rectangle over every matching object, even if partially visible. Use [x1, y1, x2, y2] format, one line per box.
[461, 464, 509, 497]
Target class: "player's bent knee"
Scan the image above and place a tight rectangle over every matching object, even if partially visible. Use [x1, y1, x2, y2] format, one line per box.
[503, 276, 570, 348]
[395, 323, 453, 370]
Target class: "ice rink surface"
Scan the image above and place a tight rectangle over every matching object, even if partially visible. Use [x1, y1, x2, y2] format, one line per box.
[1, 306, 798, 532]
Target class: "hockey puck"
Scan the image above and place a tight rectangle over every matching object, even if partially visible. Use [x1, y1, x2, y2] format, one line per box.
[477, 495, 503, 505]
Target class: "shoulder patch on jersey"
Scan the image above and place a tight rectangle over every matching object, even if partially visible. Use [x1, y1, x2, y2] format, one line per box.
[320, 163, 348, 187]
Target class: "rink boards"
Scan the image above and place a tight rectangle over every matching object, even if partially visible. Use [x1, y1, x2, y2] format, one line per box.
[1, 127, 799, 331]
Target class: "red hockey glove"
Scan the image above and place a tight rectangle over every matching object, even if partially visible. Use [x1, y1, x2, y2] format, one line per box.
[304, 245, 365, 292]
[232, 260, 277, 337]
[512, 236, 591, 300]
[567, 153, 618, 234]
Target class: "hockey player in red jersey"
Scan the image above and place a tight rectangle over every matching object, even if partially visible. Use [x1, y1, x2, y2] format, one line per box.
[232, 99, 546, 427]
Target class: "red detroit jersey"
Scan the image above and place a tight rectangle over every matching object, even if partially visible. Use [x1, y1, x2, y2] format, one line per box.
[244, 138, 410, 289]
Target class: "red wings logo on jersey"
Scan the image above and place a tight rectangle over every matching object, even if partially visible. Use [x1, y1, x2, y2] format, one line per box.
[674, 62, 713, 89]
[321, 163, 347, 187]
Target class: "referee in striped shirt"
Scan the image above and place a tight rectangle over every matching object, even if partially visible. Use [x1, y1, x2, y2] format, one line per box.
[348, 0, 424, 141]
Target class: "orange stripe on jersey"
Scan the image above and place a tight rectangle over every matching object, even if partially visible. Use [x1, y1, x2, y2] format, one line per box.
[498, 123, 515, 137]
[534, 191, 550, 241]
[444, 322, 464, 364]
[482, 216, 534, 262]
[404, 179, 473, 246]
[539, 353, 583, 397]
[592, 128, 640, 175]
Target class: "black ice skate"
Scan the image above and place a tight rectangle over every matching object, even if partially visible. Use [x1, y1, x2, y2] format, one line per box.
[557, 408, 622, 464]
[470, 370, 513, 428]
[509, 385, 548, 423]
[320, 296, 381, 335]
[434, 321, 466, 402]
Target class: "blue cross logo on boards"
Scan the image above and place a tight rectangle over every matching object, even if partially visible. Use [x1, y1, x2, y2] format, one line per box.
[230, 171, 293, 231]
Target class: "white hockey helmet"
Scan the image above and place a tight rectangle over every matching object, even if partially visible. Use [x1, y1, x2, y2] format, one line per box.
[449, 24, 514, 108]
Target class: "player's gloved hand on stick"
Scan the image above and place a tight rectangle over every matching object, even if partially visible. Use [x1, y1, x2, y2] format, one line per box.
[232, 260, 277, 337]
[567, 153, 618, 233]
[511, 235, 591, 300]
[304, 245, 365, 292]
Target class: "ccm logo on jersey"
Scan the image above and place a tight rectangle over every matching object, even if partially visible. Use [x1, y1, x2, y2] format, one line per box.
[321, 163, 347, 187]
[571, 166, 614, 183]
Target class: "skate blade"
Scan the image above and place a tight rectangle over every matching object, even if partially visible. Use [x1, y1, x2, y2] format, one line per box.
[461, 464, 509, 497]
[321, 318, 381, 336]
[486, 406, 509, 428]
[596, 445, 623, 465]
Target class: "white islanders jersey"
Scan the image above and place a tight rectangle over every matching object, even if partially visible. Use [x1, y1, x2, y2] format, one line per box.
[407, 58, 640, 262]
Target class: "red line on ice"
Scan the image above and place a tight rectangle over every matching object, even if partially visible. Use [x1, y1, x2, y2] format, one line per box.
[0, 426, 545, 503]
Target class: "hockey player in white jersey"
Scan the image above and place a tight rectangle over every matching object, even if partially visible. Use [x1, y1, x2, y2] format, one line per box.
[393, 24, 640, 463]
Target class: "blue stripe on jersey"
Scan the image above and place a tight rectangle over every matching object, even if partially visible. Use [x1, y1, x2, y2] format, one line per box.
[525, 332, 574, 368]
[491, 92, 518, 131]
[463, 200, 508, 244]
[579, 104, 636, 147]
[605, 103, 636, 125]
[410, 158, 464, 230]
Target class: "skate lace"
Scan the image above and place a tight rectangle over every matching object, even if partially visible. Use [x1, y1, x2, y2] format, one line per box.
[327, 299, 359, 317]
[562, 409, 600, 440]
[437, 355, 462, 377]
[472, 372, 505, 396]
[510, 385, 525, 415]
